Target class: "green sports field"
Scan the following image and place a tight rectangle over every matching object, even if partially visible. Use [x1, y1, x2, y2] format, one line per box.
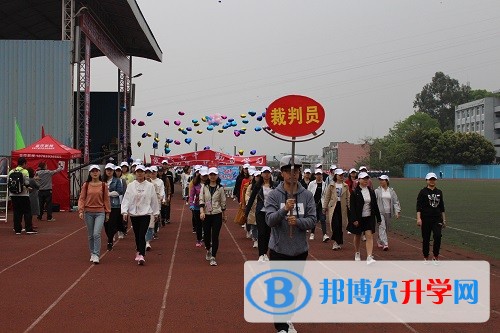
[387, 178, 500, 259]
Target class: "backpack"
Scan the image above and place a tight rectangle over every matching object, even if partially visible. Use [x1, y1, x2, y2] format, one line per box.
[8, 168, 25, 194]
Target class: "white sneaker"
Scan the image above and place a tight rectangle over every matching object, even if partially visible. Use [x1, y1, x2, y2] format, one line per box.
[253, 240, 258, 248]
[355, 252, 361, 261]
[362, 234, 367, 241]
[92, 255, 100, 264]
[146, 241, 152, 251]
[322, 234, 330, 242]
[332, 242, 341, 250]
[117, 231, 124, 239]
[258, 255, 265, 263]
[287, 321, 297, 333]
[210, 257, 217, 266]
[138, 255, 145, 265]
[90, 254, 94, 262]
[263, 254, 270, 262]
[309, 233, 315, 240]
[367, 255, 376, 265]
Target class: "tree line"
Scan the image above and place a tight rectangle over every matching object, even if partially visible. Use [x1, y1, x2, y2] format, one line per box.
[363, 72, 497, 176]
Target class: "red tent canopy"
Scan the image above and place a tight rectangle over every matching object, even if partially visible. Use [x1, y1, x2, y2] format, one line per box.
[11, 135, 81, 211]
[12, 135, 81, 160]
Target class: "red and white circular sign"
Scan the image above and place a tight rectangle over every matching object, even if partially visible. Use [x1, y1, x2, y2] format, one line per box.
[265, 95, 325, 137]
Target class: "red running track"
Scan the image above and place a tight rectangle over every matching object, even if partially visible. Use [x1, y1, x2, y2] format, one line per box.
[0, 187, 498, 333]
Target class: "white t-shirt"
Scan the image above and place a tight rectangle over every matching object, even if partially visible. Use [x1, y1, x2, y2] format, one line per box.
[381, 188, 392, 214]
[361, 187, 371, 217]
[335, 183, 343, 201]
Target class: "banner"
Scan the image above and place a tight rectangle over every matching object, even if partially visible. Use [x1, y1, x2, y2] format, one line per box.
[218, 165, 240, 189]
[150, 149, 266, 167]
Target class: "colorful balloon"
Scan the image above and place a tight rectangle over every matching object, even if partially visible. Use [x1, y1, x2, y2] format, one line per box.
[166, 138, 173, 143]
[181, 130, 188, 135]
[242, 119, 249, 124]
[240, 114, 246, 118]
[186, 127, 192, 131]
[138, 121, 145, 126]
[203, 146, 210, 150]
[147, 132, 152, 137]
[250, 150, 256, 155]
[137, 141, 142, 147]
[154, 137, 160, 142]
[221, 115, 227, 119]
[196, 130, 203, 134]
[174, 140, 181, 145]
[147, 112, 153, 116]
[178, 111, 185, 116]
[152, 142, 158, 149]
[231, 121, 237, 126]
[131, 118, 137, 125]
[254, 126, 262, 131]
[248, 111, 256, 116]
[234, 131, 240, 137]
[218, 129, 224, 133]
[192, 119, 198, 123]
[141, 133, 147, 138]
[238, 149, 244, 155]
[164, 148, 171, 154]
[256, 116, 263, 121]
[174, 120, 181, 126]
[207, 125, 214, 131]
[163, 120, 169, 126]
[194, 123, 200, 127]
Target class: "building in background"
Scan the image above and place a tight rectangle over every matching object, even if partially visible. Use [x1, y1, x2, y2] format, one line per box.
[322, 141, 370, 170]
[455, 96, 500, 162]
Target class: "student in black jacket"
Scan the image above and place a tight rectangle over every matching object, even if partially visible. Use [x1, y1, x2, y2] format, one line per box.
[416, 172, 446, 263]
[347, 172, 381, 264]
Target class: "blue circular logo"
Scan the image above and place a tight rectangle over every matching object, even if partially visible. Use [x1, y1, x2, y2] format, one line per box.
[245, 269, 312, 315]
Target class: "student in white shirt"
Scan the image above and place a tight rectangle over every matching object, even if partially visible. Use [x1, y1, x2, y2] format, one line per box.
[121, 165, 160, 265]
[374, 175, 401, 251]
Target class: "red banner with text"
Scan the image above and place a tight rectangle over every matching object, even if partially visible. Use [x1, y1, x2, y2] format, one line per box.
[149, 149, 266, 167]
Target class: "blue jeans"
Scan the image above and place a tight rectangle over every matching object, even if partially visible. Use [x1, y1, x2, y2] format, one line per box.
[84, 212, 105, 256]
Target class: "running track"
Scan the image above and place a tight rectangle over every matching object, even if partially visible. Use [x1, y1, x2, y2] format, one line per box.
[1, 188, 498, 333]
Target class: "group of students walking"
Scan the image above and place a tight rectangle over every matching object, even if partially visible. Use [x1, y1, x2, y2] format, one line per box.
[77, 160, 175, 265]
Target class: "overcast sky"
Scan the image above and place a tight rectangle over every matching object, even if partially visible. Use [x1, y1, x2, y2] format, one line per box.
[90, 0, 500, 160]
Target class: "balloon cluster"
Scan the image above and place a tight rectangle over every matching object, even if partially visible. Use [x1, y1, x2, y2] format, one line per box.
[132, 110, 267, 155]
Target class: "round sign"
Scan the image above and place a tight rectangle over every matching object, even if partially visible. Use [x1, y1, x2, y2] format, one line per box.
[265, 95, 325, 137]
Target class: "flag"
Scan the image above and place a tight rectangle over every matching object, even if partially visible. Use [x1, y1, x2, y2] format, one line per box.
[41, 125, 46, 138]
[14, 119, 26, 150]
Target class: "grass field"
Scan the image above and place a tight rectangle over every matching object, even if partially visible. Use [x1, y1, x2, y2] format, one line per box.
[387, 178, 500, 259]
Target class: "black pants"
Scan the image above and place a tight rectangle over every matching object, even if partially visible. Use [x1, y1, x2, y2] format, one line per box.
[12, 196, 33, 232]
[256, 211, 271, 256]
[37, 189, 53, 219]
[311, 204, 326, 235]
[192, 210, 203, 242]
[203, 213, 223, 257]
[269, 249, 308, 332]
[331, 202, 343, 245]
[421, 216, 443, 258]
[131, 215, 150, 256]
[162, 204, 171, 222]
[104, 207, 121, 244]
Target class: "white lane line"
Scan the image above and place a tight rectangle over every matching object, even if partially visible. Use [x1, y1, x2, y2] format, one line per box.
[0, 226, 86, 275]
[401, 215, 500, 240]
[23, 225, 131, 332]
[24, 264, 94, 333]
[224, 220, 249, 262]
[155, 205, 185, 333]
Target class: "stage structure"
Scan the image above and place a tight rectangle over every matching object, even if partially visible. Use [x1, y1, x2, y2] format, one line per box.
[0, 0, 163, 163]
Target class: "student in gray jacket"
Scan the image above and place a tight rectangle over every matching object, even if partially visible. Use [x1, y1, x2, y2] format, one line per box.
[265, 155, 316, 333]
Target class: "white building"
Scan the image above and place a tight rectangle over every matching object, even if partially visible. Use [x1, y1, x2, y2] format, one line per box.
[455, 97, 500, 162]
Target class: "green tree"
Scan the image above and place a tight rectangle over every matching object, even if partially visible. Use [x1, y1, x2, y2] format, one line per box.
[454, 132, 496, 165]
[468, 89, 500, 101]
[413, 72, 471, 131]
